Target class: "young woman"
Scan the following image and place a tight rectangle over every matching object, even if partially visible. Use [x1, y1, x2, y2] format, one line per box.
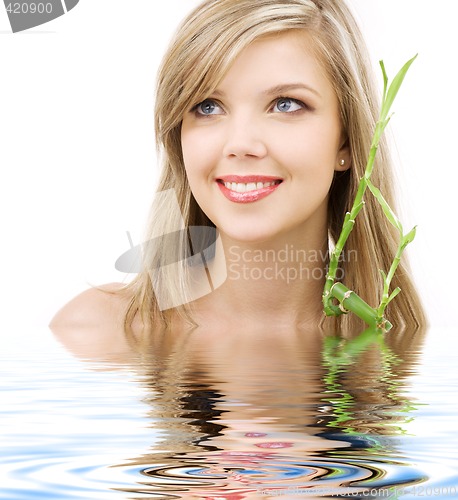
[51, 0, 425, 337]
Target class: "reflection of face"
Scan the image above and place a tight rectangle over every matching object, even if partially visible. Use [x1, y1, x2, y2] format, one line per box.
[181, 31, 349, 244]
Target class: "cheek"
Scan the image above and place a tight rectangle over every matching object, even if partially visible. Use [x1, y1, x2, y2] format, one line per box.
[274, 124, 340, 177]
[181, 126, 219, 181]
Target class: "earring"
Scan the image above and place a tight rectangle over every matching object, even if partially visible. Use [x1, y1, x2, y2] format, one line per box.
[339, 159, 345, 166]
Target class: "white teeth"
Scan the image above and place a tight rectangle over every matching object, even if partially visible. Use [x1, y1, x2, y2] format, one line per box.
[222, 181, 279, 192]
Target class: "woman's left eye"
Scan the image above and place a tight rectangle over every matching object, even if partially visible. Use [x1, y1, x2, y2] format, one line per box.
[272, 98, 304, 113]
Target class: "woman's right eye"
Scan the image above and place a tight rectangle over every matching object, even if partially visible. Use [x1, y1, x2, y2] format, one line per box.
[194, 99, 223, 116]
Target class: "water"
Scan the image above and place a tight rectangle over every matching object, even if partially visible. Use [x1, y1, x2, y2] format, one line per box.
[1, 325, 457, 499]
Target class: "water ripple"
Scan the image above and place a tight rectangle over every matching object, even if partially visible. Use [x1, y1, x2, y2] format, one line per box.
[2, 328, 457, 499]
[112, 453, 427, 498]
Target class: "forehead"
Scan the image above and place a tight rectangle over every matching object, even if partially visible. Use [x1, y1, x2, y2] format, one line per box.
[212, 31, 333, 99]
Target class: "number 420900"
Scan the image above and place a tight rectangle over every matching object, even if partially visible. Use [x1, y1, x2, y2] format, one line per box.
[6, 3, 53, 14]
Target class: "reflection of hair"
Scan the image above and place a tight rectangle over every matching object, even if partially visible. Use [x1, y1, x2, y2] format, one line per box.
[123, 0, 425, 330]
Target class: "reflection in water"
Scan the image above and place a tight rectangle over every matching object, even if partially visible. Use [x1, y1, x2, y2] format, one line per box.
[94, 325, 429, 499]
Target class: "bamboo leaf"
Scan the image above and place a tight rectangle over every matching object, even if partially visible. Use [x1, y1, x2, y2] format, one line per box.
[401, 225, 417, 249]
[366, 178, 403, 232]
[379, 60, 388, 103]
[387, 287, 401, 305]
[380, 54, 418, 121]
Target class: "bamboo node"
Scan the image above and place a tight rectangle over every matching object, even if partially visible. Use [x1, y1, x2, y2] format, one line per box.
[339, 302, 349, 314]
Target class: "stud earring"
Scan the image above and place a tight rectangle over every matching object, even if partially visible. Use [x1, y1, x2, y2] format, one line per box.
[339, 159, 345, 166]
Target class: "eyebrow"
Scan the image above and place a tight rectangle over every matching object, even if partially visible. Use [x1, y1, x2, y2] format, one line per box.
[263, 83, 322, 98]
[211, 83, 321, 99]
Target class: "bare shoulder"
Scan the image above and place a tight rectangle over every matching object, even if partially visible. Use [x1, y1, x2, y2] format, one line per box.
[49, 282, 132, 330]
[49, 283, 140, 364]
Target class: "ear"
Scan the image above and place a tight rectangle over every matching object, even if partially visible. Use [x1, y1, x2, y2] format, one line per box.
[335, 141, 351, 172]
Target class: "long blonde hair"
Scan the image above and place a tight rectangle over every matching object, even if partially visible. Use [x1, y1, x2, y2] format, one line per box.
[123, 0, 426, 331]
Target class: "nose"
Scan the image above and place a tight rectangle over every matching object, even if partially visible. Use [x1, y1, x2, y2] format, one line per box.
[222, 114, 268, 159]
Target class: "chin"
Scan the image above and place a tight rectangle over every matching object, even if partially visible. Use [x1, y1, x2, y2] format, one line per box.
[219, 226, 283, 246]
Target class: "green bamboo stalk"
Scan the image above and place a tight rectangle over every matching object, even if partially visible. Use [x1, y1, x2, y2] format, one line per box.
[330, 282, 392, 331]
[322, 55, 418, 331]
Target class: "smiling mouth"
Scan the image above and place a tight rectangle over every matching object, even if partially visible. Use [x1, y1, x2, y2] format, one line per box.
[216, 176, 283, 203]
[218, 179, 282, 193]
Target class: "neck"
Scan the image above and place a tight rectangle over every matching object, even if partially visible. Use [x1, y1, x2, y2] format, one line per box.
[194, 230, 329, 329]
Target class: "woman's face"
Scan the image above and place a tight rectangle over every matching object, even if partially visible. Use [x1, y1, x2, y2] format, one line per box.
[181, 31, 350, 245]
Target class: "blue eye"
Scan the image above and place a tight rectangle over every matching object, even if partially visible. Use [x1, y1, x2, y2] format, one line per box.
[195, 99, 223, 116]
[273, 98, 304, 113]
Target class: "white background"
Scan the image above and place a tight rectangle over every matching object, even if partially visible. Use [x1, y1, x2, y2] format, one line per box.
[0, 0, 456, 330]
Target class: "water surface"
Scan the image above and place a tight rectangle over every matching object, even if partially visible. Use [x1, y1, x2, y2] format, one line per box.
[1, 325, 457, 499]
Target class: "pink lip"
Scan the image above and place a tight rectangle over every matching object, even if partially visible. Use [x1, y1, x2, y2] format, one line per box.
[255, 442, 294, 449]
[245, 432, 268, 438]
[216, 175, 282, 204]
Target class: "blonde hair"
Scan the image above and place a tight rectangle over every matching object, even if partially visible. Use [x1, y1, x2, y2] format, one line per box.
[123, 0, 426, 331]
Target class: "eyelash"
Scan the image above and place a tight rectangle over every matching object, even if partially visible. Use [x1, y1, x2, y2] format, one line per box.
[191, 99, 223, 117]
[191, 97, 309, 117]
[273, 96, 308, 114]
